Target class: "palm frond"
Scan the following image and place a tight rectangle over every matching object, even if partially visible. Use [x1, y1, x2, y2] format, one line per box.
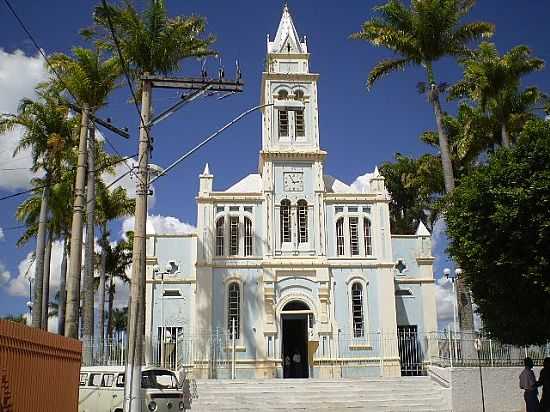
[367, 58, 413, 89]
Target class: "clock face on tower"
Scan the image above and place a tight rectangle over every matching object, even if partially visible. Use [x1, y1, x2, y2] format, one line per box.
[283, 172, 304, 192]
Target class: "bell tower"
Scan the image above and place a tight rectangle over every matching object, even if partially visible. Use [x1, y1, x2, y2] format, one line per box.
[260, 5, 327, 257]
[260, 4, 321, 152]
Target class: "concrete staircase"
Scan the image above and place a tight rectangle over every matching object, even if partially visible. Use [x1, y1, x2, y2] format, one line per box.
[188, 377, 451, 411]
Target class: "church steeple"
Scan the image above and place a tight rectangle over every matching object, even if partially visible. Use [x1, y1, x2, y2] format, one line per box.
[267, 4, 307, 54]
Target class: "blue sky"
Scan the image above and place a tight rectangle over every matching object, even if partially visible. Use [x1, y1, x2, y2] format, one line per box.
[1, 0, 549, 320]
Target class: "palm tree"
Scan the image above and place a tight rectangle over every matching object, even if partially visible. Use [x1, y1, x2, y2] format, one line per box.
[352, 0, 494, 193]
[449, 42, 545, 146]
[91, 2, 214, 397]
[49, 48, 121, 351]
[96, 184, 135, 361]
[0, 90, 75, 328]
[102, 235, 132, 344]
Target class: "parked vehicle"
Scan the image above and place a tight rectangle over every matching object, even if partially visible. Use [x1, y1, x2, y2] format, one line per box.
[79, 366, 184, 412]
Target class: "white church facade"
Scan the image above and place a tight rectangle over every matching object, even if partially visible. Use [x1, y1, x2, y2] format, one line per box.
[144, 5, 438, 379]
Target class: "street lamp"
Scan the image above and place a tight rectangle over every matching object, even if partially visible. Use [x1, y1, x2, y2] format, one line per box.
[153, 262, 175, 368]
[445, 267, 462, 361]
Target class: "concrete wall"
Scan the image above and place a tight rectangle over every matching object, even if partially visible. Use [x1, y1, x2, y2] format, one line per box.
[449, 367, 542, 412]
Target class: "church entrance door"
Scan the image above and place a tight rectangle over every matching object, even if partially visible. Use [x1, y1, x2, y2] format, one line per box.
[281, 301, 310, 378]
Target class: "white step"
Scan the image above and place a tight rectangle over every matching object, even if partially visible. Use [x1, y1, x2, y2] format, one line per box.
[186, 377, 450, 411]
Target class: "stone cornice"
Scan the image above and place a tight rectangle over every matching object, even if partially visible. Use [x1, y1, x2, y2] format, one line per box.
[262, 72, 320, 82]
[197, 193, 264, 203]
[324, 193, 389, 203]
[146, 277, 196, 284]
[196, 257, 396, 270]
[395, 277, 435, 284]
[416, 256, 436, 265]
[260, 149, 327, 161]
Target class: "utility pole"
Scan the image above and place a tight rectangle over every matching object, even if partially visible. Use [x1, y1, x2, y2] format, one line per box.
[124, 75, 152, 412]
[65, 107, 89, 339]
[83, 124, 96, 364]
[124, 72, 244, 412]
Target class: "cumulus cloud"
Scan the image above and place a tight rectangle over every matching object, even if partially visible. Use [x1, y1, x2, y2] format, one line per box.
[0, 227, 4, 241]
[122, 214, 196, 236]
[0, 262, 10, 287]
[350, 171, 375, 193]
[0, 49, 48, 190]
[435, 276, 456, 331]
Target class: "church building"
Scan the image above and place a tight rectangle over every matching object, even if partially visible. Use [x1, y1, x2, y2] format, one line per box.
[144, 5, 438, 379]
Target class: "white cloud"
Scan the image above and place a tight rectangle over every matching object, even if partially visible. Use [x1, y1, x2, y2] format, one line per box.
[0, 227, 4, 241]
[435, 276, 456, 331]
[350, 171, 375, 193]
[6, 239, 66, 297]
[122, 214, 196, 236]
[0, 262, 10, 287]
[0, 49, 48, 190]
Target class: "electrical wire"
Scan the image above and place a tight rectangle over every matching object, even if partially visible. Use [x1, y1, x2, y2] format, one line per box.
[0, 153, 138, 202]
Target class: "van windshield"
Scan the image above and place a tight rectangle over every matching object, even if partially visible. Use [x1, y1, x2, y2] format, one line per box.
[141, 370, 178, 390]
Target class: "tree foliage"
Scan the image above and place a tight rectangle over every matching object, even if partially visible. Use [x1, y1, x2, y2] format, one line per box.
[446, 119, 550, 345]
[380, 153, 444, 234]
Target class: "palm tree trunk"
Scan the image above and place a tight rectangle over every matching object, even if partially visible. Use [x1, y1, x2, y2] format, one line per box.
[98, 224, 108, 363]
[430, 86, 456, 193]
[58, 235, 68, 335]
[40, 228, 53, 329]
[501, 122, 512, 147]
[83, 123, 96, 365]
[107, 277, 115, 342]
[125, 78, 152, 412]
[65, 107, 89, 338]
[32, 184, 49, 328]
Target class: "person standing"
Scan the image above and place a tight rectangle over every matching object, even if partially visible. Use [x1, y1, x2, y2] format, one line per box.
[520, 357, 540, 412]
[539, 357, 550, 412]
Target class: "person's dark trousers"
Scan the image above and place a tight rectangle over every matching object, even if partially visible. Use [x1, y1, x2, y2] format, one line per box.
[524, 390, 540, 412]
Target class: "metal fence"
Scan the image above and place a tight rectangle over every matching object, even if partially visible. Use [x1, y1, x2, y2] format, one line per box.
[85, 330, 550, 376]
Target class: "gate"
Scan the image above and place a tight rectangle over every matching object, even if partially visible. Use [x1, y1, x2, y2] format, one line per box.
[397, 325, 425, 376]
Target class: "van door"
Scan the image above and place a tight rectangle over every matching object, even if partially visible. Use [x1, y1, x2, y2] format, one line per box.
[110, 374, 125, 411]
[86, 373, 103, 411]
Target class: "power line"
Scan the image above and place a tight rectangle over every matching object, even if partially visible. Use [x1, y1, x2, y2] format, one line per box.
[0, 153, 138, 202]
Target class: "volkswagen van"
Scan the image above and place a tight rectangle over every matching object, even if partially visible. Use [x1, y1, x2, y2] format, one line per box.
[79, 366, 185, 412]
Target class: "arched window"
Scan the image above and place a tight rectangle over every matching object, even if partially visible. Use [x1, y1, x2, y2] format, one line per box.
[227, 282, 240, 339]
[215, 217, 224, 256]
[336, 218, 345, 256]
[294, 89, 304, 100]
[244, 217, 253, 256]
[351, 282, 364, 338]
[297, 200, 308, 243]
[364, 218, 372, 255]
[280, 200, 291, 243]
[229, 216, 239, 256]
[278, 90, 289, 99]
[349, 217, 360, 256]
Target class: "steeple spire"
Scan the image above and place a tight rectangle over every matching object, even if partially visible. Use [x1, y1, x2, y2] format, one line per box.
[268, 3, 307, 54]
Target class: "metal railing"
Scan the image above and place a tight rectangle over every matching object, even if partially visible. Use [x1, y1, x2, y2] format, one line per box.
[83, 330, 550, 375]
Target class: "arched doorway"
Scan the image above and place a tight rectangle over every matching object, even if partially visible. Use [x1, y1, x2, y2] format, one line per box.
[281, 300, 311, 378]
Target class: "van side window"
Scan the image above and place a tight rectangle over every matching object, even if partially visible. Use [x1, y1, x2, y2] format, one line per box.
[116, 374, 125, 388]
[89, 373, 102, 387]
[79, 373, 88, 386]
[102, 374, 115, 387]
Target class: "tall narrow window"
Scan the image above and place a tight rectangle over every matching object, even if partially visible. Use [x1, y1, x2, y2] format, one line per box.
[297, 200, 308, 244]
[351, 282, 364, 338]
[364, 218, 372, 255]
[295, 109, 305, 137]
[278, 110, 289, 137]
[280, 200, 291, 243]
[244, 217, 253, 256]
[227, 282, 240, 339]
[336, 218, 345, 256]
[229, 216, 239, 256]
[215, 217, 224, 256]
[349, 217, 359, 256]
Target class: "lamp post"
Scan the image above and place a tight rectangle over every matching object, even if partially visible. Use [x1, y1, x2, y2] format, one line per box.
[474, 338, 486, 412]
[444, 268, 461, 361]
[153, 263, 173, 368]
[25, 274, 33, 324]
